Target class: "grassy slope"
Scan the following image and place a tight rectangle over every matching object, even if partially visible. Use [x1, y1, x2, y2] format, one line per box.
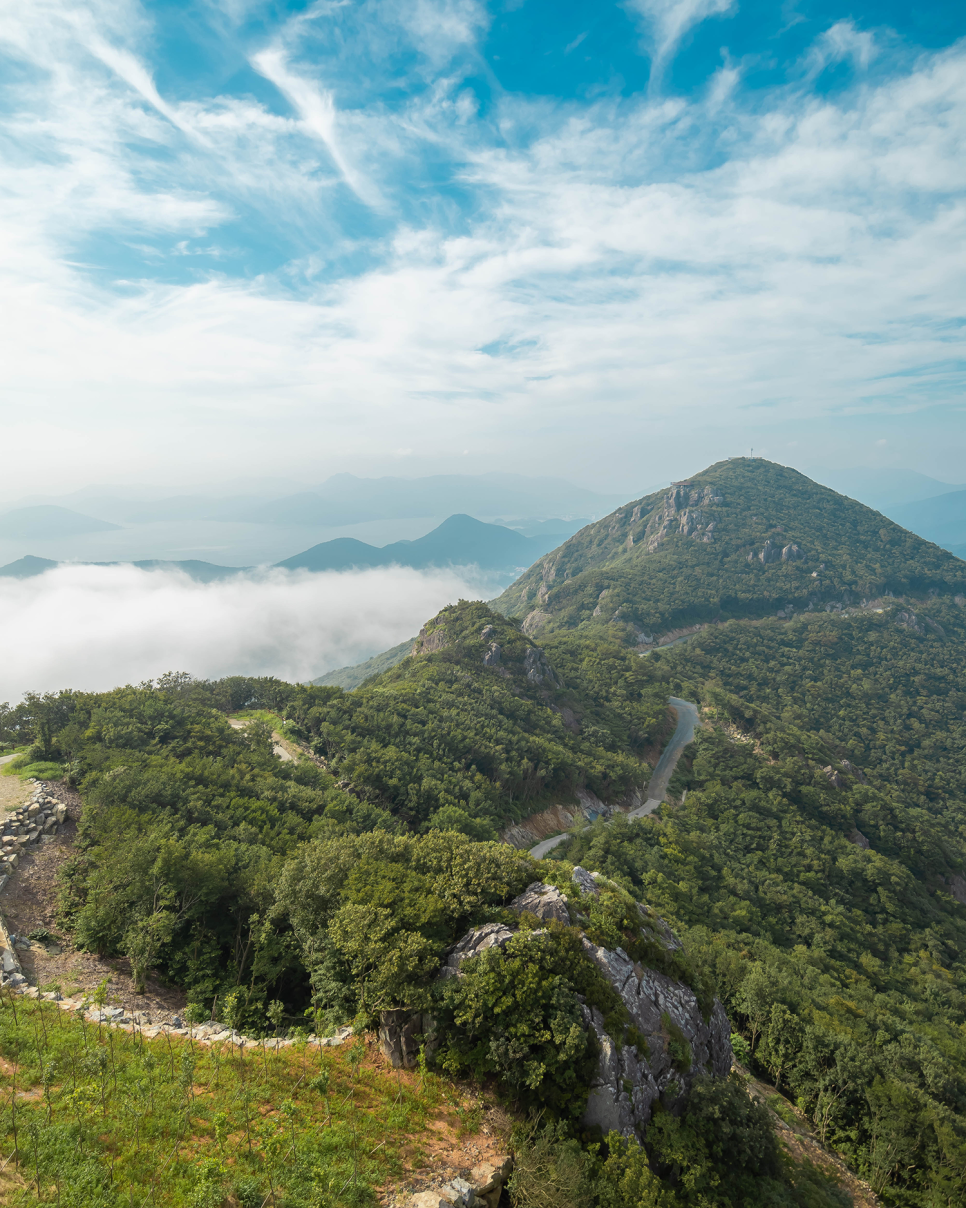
[0, 993, 503, 1208]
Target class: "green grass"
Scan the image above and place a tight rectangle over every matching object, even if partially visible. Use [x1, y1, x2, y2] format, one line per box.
[0, 992, 483, 1207]
[229, 711, 302, 746]
[0, 758, 65, 781]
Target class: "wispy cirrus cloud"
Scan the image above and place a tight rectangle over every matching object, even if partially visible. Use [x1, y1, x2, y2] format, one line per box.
[622, 0, 736, 91]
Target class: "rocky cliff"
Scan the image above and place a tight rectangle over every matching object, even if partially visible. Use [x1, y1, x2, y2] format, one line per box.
[433, 866, 732, 1141]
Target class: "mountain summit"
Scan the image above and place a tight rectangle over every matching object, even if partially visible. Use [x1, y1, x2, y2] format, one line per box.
[492, 458, 965, 642]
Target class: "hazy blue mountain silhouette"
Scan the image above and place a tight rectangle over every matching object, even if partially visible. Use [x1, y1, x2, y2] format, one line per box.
[0, 506, 120, 539]
[276, 514, 561, 571]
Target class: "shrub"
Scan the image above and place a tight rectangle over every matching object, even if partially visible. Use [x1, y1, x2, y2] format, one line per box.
[433, 925, 613, 1117]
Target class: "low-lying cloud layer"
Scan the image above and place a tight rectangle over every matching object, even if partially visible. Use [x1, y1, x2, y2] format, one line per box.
[0, 563, 489, 703]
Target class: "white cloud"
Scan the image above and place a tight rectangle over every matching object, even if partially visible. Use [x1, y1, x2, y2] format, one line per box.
[623, 0, 736, 90]
[806, 20, 877, 76]
[250, 46, 378, 205]
[0, 563, 488, 702]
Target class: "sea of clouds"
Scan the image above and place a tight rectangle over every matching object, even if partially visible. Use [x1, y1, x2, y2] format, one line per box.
[0, 563, 493, 703]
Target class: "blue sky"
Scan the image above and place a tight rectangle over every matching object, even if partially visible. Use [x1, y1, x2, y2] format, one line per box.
[1, 0, 964, 494]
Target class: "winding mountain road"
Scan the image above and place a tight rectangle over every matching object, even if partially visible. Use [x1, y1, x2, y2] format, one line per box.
[528, 696, 699, 858]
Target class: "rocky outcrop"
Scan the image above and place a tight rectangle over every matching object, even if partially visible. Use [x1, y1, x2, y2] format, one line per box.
[508, 882, 571, 924]
[840, 759, 867, 784]
[894, 609, 945, 638]
[413, 616, 451, 654]
[521, 609, 548, 636]
[942, 873, 966, 906]
[643, 484, 722, 551]
[580, 943, 732, 1137]
[407, 1156, 513, 1208]
[895, 609, 924, 634]
[781, 543, 804, 561]
[482, 643, 502, 667]
[439, 923, 514, 978]
[759, 540, 781, 565]
[441, 867, 733, 1142]
[523, 645, 560, 687]
[378, 1009, 430, 1069]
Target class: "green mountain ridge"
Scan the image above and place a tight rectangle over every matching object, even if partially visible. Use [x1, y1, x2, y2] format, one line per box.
[492, 457, 965, 641]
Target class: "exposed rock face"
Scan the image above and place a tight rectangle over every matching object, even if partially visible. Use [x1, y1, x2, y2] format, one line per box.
[759, 540, 781, 565]
[509, 881, 571, 924]
[895, 609, 924, 635]
[847, 828, 871, 850]
[521, 609, 548, 636]
[580, 942, 732, 1137]
[378, 1009, 428, 1069]
[840, 759, 867, 784]
[413, 616, 451, 654]
[523, 645, 559, 687]
[823, 766, 848, 789]
[499, 803, 585, 849]
[643, 485, 722, 551]
[438, 866, 733, 1141]
[562, 868, 730, 1138]
[482, 643, 502, 667]
[438, 923, 514, 979]
[781, 543, 804, 561]
[944, 874, 966, 906]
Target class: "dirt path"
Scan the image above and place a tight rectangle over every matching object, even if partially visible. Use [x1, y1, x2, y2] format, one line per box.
[227, 717, 298, 761]
[529, 696, 700, 858]
[0, 762, 30, 816]
[0, 779, 187, 1021]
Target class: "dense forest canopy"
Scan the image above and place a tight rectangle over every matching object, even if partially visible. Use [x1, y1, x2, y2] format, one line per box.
[2, 461, 966, 1206]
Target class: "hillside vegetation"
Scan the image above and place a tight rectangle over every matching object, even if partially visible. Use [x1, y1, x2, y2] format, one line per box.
[493, 458, 966, 640]
[2, 461, 965, 1206]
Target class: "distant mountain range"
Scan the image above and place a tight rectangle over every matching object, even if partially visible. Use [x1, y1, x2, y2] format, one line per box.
[811, 467, 964, 511]
[0, 555, 244, 582]
[5, 469, 966, 570]
[7, 472, 625, 529]
[885, 489, 966, 551]
[276, 514, 564, 572]
[0, 506, 120, 539]
[0, 514, 580, 580]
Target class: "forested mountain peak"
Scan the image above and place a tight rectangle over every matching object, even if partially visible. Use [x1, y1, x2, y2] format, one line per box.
[493, 457, 966, 641]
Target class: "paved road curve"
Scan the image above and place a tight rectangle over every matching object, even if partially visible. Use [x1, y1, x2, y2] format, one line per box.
[528, 697, 699, 858]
